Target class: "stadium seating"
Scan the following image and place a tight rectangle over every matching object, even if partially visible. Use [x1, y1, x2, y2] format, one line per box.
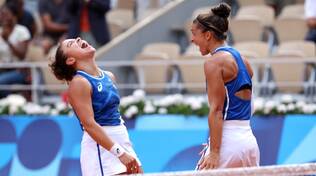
[106, 9, 135, 39]
[278, 4, 304, 19]
[229, 18, 264, 43]
[238, 0, 266, 7]
[235, 5, 275, 27]
[142, 42, 180, 60]
[134, 53, 171, 93]
[177, 54, 205, 93]
[273, 18, 308, 43]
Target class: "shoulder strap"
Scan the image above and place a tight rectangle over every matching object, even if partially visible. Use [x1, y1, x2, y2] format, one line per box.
[213, 46, 247, 71]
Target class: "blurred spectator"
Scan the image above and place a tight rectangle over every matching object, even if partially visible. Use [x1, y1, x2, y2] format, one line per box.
[5, 0, 36, 38]
[0, 3, 31, 98]
[38, 0, 69, 54]
[66, 0, 111, 48]
[265, 0, 296, 16]
[305, 0, 316, 43]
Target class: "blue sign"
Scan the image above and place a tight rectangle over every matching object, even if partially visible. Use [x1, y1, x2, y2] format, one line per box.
[0, 115, 316, 175]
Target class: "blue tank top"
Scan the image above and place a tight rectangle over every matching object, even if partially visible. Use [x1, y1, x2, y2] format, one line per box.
[76, 69, 122, 126]
[213, 46, 252, 120]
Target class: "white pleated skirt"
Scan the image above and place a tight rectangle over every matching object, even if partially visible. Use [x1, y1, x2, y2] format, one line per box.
[80, 124, 141, 176]
[196, 120, 260, 169]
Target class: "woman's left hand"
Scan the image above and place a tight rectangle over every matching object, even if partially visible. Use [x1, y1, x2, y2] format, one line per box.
[198, 151, 220, 170]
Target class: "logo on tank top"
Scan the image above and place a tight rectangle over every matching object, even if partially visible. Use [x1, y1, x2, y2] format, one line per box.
[97, 82, 103, 92]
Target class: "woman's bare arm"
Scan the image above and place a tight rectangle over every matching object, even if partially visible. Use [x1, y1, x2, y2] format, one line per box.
[199, 59, 226, 169]
[68, 76, 140, 173]
[68, 76, 114, 150]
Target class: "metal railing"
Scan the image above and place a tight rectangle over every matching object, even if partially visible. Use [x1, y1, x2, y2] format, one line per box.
[0, 56, 315, 103]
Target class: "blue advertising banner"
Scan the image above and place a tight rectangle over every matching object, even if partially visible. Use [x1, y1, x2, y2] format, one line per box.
[0, 115, 316, 175]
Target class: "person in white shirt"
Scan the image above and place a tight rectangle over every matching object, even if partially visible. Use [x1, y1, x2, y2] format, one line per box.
[0, 2, 31, 98]
[305, 0, 316, 43]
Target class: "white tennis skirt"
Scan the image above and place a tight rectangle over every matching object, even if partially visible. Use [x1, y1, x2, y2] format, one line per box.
[196, 120, 260, 169]
[80, 124, 141, 176]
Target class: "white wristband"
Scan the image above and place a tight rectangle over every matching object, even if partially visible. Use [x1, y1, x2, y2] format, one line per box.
[110, 143, 125, 157]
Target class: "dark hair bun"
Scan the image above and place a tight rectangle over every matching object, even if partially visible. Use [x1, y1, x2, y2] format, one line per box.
[211, 3, 231, 19]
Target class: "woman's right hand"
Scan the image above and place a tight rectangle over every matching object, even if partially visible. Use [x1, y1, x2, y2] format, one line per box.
[198, 151, 220, 170]
[119, 152, 140, 174]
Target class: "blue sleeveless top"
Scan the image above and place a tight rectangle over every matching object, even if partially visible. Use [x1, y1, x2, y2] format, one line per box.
[213, 46, 252, 121]
[76, 69, 122, 126]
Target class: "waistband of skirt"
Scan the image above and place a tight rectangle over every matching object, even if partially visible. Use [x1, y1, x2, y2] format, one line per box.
[83, 124, 126, 134]
[223, 120, 250, 128]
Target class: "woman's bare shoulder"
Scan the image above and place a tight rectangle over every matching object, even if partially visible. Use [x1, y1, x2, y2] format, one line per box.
[68, 76, 91, 91]
[205, 52, 230, 67]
